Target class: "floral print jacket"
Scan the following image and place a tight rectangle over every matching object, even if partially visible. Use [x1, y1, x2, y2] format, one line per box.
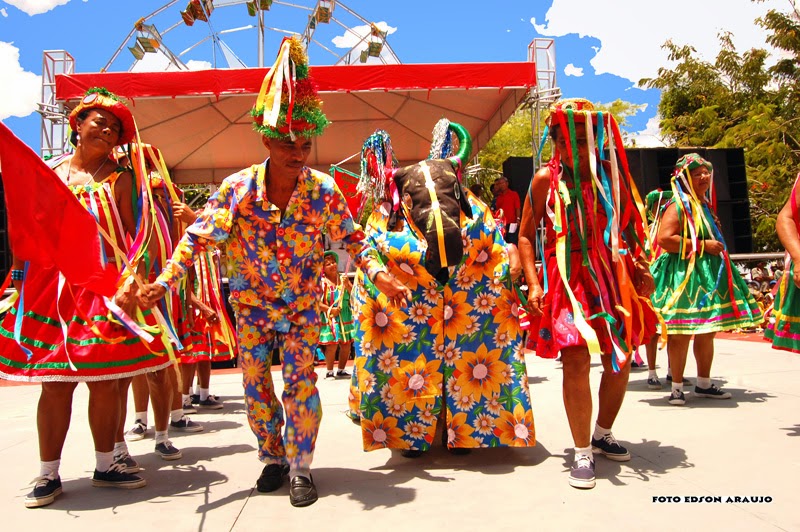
[157, 161, 386, 325]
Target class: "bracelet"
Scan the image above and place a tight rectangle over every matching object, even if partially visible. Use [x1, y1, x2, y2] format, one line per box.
[10, 269, 24, 281]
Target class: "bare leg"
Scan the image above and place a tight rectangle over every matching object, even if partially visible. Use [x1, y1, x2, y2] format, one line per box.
[324, 344, 337, 372]
[596, 353, 631, 429]
[561, 346, 592, 448]
[693, 332, 716, 379]
[337, 341, 352, 371]
[38, 382, 78, 461]
[168, 366, 182, 411]
[146, 368, 171, 433]
[180, 362, 196, 396]
[197, 360, 212, 389]
[116, 377, 133, 442]
[666, 334, 692, 384]
[645, 335, 659, 371]
[130, 373, 150, 413]
[86, 380, 121, 453]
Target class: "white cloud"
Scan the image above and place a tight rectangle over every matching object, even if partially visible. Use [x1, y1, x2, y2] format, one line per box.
[1, 8, 7, 16]
[3, 0, 71, 16]
[531, 0, 788, 83]
[0, 41, 41, 120]
[564, 63, 583, 77]
[186, 59, 212, 70]
[630, 115, 667, 148]
[331, 21, 397, 49]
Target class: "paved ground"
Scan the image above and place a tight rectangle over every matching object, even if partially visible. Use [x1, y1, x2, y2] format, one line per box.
[1, 335, 798, 531]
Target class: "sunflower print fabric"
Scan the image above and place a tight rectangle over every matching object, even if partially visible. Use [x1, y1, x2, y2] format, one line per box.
[353, 192, 534, 451]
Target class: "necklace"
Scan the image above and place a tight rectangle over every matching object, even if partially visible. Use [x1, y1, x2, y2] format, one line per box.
[66, 156, 108, 185]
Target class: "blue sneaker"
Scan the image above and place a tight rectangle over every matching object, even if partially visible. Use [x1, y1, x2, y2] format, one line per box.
[568, 455, 595, 489]
[591, 433, 631, 462]
[24, 476, 62, 508]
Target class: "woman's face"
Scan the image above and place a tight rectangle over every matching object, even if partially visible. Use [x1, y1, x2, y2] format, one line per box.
[553, 124, 591, 177]
[689, 165, 712, 196]
[77, 109, 121, 151]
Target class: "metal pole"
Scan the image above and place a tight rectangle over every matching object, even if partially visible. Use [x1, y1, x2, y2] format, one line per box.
[257, 8, 264, 67]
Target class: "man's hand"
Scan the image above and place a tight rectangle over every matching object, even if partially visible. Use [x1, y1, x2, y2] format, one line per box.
[634, 261, 655, 297]
[373, 272, 412, 308]
[702, 239, 725, 256]
[173, 202, 198, 224]
[526, 284, 544, 317]
[138, 283, 168, 309]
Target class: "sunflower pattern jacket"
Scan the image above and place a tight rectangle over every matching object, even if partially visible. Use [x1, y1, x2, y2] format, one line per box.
[352, 193, 535, 451]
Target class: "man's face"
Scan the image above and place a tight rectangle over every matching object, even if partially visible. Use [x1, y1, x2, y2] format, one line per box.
[496, 178, 508, 193]
[263, 135, 313, 175]
[553, 124, 591, 176]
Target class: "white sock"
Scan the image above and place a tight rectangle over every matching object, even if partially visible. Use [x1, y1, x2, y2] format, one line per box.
[170, 409, 184, 423]
[672, 381, 684, 393]
[289, 467, 310, 480]
[574, 446, 593, 460]
[134, 411, 148, 426]
[182, 394, 191, 405]
[648, 369, 658, 379]
[697, 377, 711, 389]
[113, 441, 128, 458]
[199, 387, 210, 401]
[95, 451, 114, 472]
[155, 430, 169, 444]
[39, 459, 60, 480]
[592, 423, 611, 441]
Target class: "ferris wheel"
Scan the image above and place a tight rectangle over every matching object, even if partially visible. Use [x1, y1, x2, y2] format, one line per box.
[103, 0, 400, 72]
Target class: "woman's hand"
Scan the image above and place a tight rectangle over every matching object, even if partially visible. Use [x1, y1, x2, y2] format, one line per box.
[702, 239, 725, 256]
[329, 306, 341, 317]
[634, 261, 655, 297]
[114, 281, 140, 319]
[526, 284, 544, 317]
[173, 202, 198, 224]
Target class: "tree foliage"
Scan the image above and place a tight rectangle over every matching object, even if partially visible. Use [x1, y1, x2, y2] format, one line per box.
[639, 2, 800, 250]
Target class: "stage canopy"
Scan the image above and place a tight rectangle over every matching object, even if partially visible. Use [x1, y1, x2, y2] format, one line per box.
[55, 61, 536, 184]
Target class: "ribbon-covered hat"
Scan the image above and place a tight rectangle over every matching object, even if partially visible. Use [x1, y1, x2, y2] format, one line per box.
[674, 153, 713, 176]
[546, 98, 599, 127]
[251, 36, 329, 139]
[69, 87, 135, 146]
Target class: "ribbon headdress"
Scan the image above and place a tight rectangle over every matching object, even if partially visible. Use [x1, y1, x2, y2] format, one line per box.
[252, 36, 329, 140]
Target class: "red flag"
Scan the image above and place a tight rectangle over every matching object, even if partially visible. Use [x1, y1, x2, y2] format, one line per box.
[331, 166, 363, 218]
[0, 122, 119, 296]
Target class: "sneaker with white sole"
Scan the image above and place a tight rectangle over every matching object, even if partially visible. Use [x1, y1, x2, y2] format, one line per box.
[568, 455, 596, 489]
[694, 384, 731, 400]
[182, 399, 197, 415]
[668, 388, 686, 406]
[591, 433, 631, 462]
[170, 415, 204, 433]
[92, 462, 146, 489]
[24, 476, 62, 508]
[113, 452, 140, 474]
[198, 396, 224, 410]
[647, 377, 662, 390]
[155, 441, 183, 461]
[125, 420, 148, 441]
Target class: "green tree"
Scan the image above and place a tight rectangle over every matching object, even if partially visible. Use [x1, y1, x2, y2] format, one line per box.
[639, 3, 800, 251]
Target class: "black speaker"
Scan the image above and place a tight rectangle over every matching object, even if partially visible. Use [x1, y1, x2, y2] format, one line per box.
[501, 157, 534, 207]
[626, 147, 752, 254]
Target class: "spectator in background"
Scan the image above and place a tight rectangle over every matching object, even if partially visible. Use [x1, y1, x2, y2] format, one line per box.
[493, 176, 521, 245]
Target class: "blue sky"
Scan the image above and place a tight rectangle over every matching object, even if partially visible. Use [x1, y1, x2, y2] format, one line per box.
[0, 0, 790, 153]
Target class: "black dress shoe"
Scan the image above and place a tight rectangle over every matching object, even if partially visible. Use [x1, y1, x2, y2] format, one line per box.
[256, 463, 289, 493]
[289, 475, 318, 507]
[447, 447, 472, 456]
[401, 449, 425, 459]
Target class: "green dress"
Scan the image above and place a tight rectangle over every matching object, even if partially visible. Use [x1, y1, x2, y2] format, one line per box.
[651, 200, 761, 334]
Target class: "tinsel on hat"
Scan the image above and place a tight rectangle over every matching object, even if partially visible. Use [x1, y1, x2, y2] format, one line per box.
[251, 36, 329, 139]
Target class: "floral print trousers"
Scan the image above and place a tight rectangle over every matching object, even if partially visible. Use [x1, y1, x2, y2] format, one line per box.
[237, 306, 322, 471]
